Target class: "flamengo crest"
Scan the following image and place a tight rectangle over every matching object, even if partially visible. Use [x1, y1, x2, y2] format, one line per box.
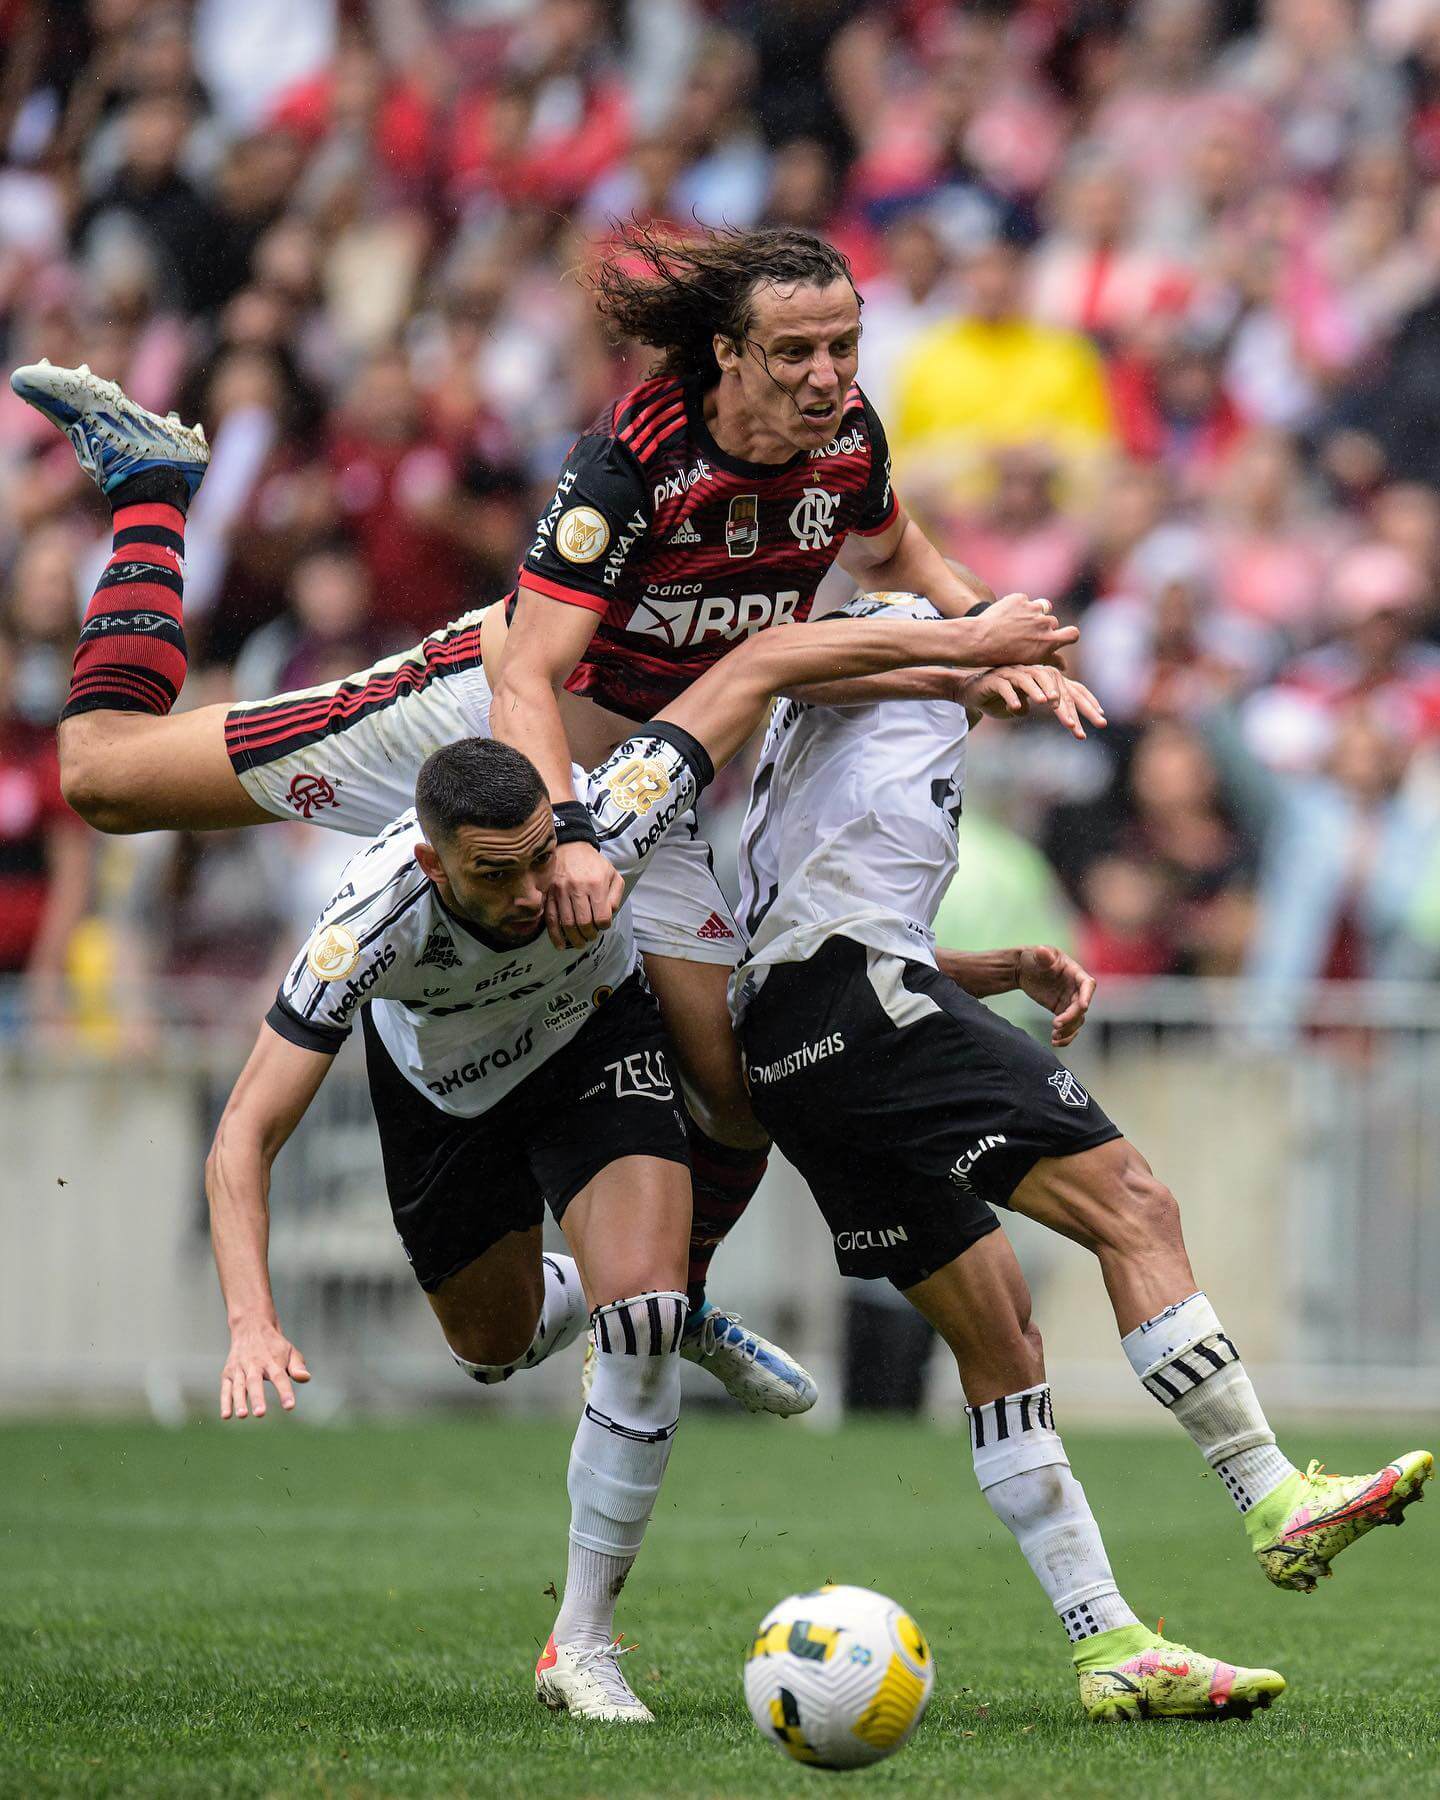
[788, 486, 839, 550]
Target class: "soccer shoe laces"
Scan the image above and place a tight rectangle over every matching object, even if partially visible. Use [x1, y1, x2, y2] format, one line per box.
[694, 1308, 759, 1363]
[570, 1637, 642, 1704]
[1304, 1460, 1328, 1482]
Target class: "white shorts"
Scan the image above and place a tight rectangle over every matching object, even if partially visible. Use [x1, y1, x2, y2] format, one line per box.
[225, 611, 743, 968]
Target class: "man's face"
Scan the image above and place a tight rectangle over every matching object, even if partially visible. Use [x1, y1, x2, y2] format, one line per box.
[416, 801, 557, 944]
[721, 278, 861, 451]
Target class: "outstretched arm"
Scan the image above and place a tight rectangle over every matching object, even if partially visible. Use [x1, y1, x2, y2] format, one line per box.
[206, 1025, 332, 1419]
[655, 598, 1076, 769]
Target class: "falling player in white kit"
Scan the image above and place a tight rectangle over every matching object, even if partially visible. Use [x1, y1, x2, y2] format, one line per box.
[731, 591, 1432, 1722]
[205, 604, 1001, 1723]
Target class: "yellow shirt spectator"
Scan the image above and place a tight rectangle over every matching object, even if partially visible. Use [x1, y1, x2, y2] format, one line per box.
[891, 242, 1114, 512]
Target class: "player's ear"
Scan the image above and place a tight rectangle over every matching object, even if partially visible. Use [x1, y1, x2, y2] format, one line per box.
[714, 332, 744, 375]
[413, 840, 442, 880]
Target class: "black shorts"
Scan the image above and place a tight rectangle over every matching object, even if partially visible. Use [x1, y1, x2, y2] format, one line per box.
[362, 973, 690, 1292]
[738, 935, 1120, 1289]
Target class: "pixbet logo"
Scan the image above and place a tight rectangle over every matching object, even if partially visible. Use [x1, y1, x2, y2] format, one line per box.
[626, 589, 801, 647]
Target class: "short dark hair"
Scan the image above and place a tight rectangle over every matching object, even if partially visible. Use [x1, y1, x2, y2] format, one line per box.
[592, 222, 861, 386]
[415, 737, 548, 842]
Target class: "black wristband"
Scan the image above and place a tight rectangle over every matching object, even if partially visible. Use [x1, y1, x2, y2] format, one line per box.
[553, 801, 599, 848]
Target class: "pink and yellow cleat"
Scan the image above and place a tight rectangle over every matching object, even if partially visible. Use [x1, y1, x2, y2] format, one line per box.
[1076, 1625, 1285, 1722]
[1249, 1451, 1433, 1593]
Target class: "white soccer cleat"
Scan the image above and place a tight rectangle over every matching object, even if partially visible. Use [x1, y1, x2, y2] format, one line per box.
[535, 1634, 655, 1722]
[681, 1301, 818, 1416]
[10, 359, 209, 498]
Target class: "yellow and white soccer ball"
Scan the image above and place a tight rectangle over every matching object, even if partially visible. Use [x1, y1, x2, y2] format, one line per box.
[744, 1584, 935, 1770]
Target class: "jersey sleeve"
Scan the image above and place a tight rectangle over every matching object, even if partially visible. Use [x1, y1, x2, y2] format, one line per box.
[584, 722, 715, 892]
[518, 431, 654, 613]
[849, 388, 899, 537]
[267, 867, 422, 1053]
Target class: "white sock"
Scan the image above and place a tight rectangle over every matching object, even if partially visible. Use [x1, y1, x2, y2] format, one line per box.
[968, 1385, 1140, 1649]
[1121, 1293, 1296, 1514]
[451, 1252, 586, 1385]
[554, 1290, 687, 1649]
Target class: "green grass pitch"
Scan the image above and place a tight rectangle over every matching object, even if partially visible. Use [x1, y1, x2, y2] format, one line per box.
[4, 1415, 1435, 1797]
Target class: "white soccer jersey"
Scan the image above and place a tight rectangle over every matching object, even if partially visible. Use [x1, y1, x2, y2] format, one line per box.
[730, 592, 968, 1022]
[267, 724, 712, 1114]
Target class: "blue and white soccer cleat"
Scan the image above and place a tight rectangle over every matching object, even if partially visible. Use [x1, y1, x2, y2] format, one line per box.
[10, 360, 209, 499]
[681, 1301, 818, 1416]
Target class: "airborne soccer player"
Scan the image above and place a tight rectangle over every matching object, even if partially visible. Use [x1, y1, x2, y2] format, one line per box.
[205, 604, 1001, 1723]
[14, 227, 1075, 1386]
[729, 590, 1434, 1724]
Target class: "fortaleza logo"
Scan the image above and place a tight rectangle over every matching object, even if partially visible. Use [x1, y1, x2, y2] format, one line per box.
[745, 1033, 845, 1086]
[331, 944, 398, 1020]
[427, 1027, 536, 1096]
[626, 589, 802, 648]
[544, 989, 590, 1033]
[836, 1226, 909, 1252]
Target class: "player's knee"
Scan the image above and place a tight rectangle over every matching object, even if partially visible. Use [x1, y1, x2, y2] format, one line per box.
[444, 1309, 540, 1373]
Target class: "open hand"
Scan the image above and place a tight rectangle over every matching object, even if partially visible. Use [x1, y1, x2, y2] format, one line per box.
[961, 665, 1107, 740]
[221, 1319, 311, 1420]
[1016, 945, 1097, 1048]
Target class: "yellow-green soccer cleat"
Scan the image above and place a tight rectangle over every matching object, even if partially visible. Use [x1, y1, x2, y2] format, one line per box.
[1248, 1450, 1433, 1593]
[1076, 1625, 1285, 1723]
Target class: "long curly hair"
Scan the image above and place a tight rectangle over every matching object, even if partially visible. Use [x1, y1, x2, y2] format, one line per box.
[591, 222, 861, 386]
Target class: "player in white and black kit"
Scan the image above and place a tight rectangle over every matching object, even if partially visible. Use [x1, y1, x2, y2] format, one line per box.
[731, 591, 1432, 1725]
[204, 603, 998, 1724]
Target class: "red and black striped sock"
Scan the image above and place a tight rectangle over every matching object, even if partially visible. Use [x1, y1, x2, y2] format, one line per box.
[685, 1119, 769, 1311]
[61, 469, 191, 722]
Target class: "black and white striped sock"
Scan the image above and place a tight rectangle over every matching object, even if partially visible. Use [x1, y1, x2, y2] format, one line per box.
[968, 1384, 1139, 1648]
[555, 1290, 688, 1650]
[1121, 1293, 1296, 1513]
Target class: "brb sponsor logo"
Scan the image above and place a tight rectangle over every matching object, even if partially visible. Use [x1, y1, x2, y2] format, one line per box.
[745, 1032, 845, 1086]
[427, 1026, 536, 1096]
[288, 771, 341, 819]
[949, 1133, 1008, 1192]
[836, 1225, 909, 1252]
[626, 588, 802, 648]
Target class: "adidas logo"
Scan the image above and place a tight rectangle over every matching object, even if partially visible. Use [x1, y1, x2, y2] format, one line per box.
[669, 519, 702, 545]
[696, 910, 736, 941]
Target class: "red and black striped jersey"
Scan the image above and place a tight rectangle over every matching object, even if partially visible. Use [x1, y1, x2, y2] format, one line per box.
[509, 376, 898, 720]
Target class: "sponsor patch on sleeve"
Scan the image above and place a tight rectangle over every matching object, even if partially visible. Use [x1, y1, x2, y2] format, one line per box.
[307, 923, 360, 982]
[555, 506, 611, 564]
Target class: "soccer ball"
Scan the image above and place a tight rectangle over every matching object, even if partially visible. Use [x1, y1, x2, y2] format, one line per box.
[744, 1584, 935, 1769]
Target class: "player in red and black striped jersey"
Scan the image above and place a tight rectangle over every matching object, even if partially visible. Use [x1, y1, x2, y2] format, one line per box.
[511, 372, 898, 721]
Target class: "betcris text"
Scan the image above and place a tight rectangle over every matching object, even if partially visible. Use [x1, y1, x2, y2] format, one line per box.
[332, 945, 397, 1020]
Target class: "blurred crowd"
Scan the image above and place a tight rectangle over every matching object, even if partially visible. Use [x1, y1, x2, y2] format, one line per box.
[7, 0, 1440, 1041]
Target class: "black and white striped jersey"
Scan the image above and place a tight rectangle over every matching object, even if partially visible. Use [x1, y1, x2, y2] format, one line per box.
[730, 592, 968, 1023]
[266, 723, 713, 1115]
